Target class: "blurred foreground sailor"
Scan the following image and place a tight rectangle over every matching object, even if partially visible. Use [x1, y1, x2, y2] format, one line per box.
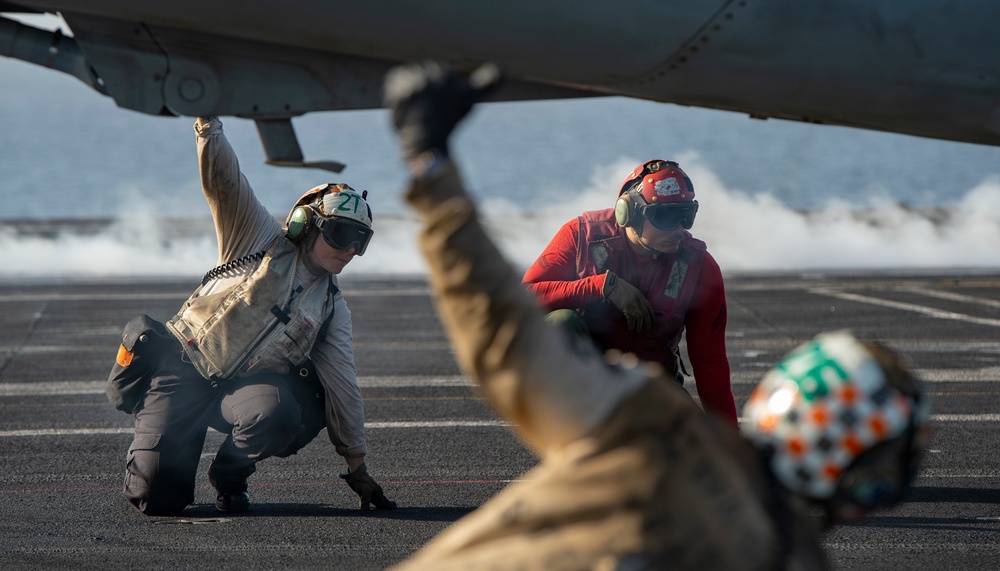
[107, 117, 394, 515]
[383, 61, 931, 570]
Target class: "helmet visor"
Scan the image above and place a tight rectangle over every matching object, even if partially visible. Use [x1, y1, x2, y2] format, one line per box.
[644, 201, 699, 230]
[316, 217, 373, 256]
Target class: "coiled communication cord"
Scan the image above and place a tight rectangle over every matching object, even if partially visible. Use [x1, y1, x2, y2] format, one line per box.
[200, 250, 266, 285]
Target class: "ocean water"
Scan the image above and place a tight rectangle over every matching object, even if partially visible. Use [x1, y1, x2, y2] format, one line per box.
[3, 15, 1000, 277]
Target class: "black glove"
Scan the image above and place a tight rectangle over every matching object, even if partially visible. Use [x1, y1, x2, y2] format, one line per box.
[339, 463, 397, 510]
[383, 61, 503, 159]
[603, 271, 655, 332]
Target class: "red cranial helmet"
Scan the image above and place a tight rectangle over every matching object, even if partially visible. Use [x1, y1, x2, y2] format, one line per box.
[615, 159, 699, 231]
[618, 159, 696, 205]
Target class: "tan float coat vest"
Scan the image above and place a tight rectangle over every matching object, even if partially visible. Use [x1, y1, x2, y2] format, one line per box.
[167, 237, 335, 381]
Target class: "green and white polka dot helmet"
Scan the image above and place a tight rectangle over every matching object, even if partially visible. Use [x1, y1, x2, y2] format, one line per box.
[743, 330, 930, 510]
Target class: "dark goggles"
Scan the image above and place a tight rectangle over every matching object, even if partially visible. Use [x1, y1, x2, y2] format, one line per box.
[830, 435, 913, 512]
[315, 216, 373, 256]
[642, 201, 699, 230]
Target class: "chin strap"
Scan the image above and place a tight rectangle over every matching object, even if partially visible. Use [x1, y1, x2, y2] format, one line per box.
[629, 226, 661, 257]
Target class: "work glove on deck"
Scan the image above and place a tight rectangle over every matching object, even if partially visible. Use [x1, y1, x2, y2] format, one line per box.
[340, 463, 397, 510]
[603, 271, 654, 332]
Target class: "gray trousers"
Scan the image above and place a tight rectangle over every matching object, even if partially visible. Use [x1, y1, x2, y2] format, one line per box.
[123, 344, 325, 516]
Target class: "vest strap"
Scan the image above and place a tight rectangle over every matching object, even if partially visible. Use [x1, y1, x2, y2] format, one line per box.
[316, 278, 340, 341]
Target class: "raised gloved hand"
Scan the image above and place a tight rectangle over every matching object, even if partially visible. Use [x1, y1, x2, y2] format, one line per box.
[383, 61, 503, 160]
[603, 271, 655, 332]
[339, 463, 397, 510]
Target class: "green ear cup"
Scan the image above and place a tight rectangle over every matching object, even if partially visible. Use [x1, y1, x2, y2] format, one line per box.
[614, 196, 631, 228]
[287, 206, 310, 240]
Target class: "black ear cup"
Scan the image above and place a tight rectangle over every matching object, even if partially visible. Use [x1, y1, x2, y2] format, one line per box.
[614, 191, 639, 228]
[286, 205, 313, 241]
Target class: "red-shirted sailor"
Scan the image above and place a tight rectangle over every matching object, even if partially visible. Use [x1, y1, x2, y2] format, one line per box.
[523, 159, 737, 428]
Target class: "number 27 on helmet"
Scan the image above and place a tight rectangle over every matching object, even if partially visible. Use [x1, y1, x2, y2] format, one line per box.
[286, 184, 375, 256]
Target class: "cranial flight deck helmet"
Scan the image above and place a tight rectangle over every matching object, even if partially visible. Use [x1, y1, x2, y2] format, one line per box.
[614, 159, 699, 232]
[742, 330, 931, 523]
[285, 183, 374, 255]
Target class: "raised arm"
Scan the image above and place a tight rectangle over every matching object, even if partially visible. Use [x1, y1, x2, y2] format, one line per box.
[194, 117, 280, 265]
[406, 165, 647, 456]
[385, 63, 647, 457]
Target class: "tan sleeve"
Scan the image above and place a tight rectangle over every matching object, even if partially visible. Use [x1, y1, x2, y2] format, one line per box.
[405, 163, 646, 458]
[312, 295, 367, 458]
[194, 118, 281, 266]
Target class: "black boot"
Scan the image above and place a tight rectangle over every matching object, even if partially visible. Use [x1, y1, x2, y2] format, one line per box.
[210, 473, 249, 513]
[214, 488, 250, 513]
[209, 436, 255, 513]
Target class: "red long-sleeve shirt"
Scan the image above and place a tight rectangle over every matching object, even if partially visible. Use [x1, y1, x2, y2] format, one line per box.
[523, 217, 738, 427]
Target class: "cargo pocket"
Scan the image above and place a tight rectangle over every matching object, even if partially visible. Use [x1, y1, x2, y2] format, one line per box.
[107, 314, 171, 414]
[123, 432, 192, 515]
[124, 432, 162, 499]
[275, 361, 326, 458]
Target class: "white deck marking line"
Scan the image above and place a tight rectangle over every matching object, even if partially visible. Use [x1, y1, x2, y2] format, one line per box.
[919, 468, 1000, 478]
[0, 376, 473, 397]
[366, 420, 509, 428]
[916, 368, 1000, 381]
[5, 369, 1000, 397]
[354, 376, 472, 387]
[900, 286, 1000, 309]
[809, 287, 1000, 328]
[0, 420, 511, 438]
[732, 368, 1000, 385]
[825, 542, 1000, 551]
[0, 381, 108, 396]
[930, 414, 1000, 422]
[1, 415, 996, 438]
[739, 414, 1000, 423]
[0, 427, 136, 436]
[0, 292, 186, 302]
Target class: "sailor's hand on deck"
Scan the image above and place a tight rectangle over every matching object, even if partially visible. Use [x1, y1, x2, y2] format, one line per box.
[604, 272, 654, 332]
[340, 463, 397, 510]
